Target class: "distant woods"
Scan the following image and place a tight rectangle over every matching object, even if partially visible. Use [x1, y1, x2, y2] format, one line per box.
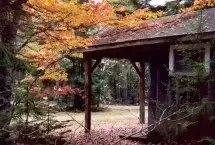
[66, 58, 150, 105]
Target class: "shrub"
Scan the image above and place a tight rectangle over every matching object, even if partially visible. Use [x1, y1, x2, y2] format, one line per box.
[56, 86, 84, 111]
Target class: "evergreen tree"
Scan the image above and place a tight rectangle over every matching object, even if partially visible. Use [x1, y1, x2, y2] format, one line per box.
[0, 0, 28, 143]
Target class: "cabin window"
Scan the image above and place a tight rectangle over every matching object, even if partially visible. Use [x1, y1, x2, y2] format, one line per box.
[169, 43, 210, 76]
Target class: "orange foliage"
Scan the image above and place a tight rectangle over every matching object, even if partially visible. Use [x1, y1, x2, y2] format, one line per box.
[23, 1, 111, 81]
[23, 0, 165, 81]
[22, 0, 214, 81]
[194, 0, 215, 9]
[180, 0, 215, 12]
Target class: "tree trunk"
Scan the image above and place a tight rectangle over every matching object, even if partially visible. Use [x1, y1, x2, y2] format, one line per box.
[0, 0, 27, 143]
[0, 2, 12, 143]
[0, 66, 12, 144]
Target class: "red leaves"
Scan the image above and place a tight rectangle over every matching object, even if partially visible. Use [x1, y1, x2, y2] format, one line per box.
[57, 86, 82, 97]
[43, 89, 50, 95]
[30, 85, 82, 99]
[78, 27, 86, 33]
[30, 87, 39, 95]
[30, 87, 50, 99]
[57, 87, 69, 96]
[90, 2, 113, 16]
[35, 93, 44, 99]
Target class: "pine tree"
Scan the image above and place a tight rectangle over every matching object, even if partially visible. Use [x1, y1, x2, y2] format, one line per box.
[0, 0, 27, 144]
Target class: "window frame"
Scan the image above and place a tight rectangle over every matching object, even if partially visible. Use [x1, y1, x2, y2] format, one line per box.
[169, 43, 210, 76]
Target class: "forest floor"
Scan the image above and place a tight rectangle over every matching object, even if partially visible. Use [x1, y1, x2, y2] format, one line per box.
[52, 105, 148, 145]
[15, 105, 148, 144]
[54, 105, 147, 123]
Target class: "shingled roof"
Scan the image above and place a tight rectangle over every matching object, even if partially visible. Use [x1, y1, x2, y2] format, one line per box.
[73, 8, 215, 53]
[94, 8, 215, 46]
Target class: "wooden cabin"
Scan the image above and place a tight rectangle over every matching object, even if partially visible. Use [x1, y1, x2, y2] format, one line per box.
[73, 8, 215, 133]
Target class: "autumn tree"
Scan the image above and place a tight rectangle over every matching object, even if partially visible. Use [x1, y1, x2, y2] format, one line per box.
[0, 1, 118, 142]
[0, 0, 96, 142]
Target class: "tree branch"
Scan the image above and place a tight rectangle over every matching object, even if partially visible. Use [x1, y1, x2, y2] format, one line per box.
[10, 0, 28, 10]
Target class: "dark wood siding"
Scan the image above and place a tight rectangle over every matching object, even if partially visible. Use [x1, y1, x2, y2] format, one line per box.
[148, 45, 170, 133]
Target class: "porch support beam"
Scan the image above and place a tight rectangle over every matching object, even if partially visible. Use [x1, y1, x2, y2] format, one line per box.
[84, 55, 92, 133]
[92, 58, 101, 72]
[130, 60, 145, 124]
[139, 62, 145, 124]
[129, 60, 141, 76]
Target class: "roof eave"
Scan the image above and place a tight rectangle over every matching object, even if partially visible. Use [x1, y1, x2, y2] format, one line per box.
[72, 31, 215, 53]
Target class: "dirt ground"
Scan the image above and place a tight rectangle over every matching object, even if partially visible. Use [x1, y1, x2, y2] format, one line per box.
[51, 105, 148, 144]
[15, 105, 148, 145]
[53, 105, 148, 125]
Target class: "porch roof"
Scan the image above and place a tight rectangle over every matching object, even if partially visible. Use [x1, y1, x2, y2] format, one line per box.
[73, 8, 215, 53]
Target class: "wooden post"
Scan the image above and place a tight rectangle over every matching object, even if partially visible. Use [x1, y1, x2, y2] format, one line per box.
[84, 56, 92, 133]
[84, 57, 101, 133]
[139, 62, 145, 124]
[130, 60, 145, 124]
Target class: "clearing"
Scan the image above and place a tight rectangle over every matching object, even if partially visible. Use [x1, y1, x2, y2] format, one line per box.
[54, 105, 148, 125]
[52, 105, 148, 145]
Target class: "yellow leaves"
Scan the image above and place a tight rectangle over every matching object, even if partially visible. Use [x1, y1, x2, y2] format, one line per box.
[26, 1, 115, 28]
[60, 30, 76, 40]
[148, 10, 164, 19]
[29, 0, 78, 13]
[109, 8, 164, 27]
[70, 53, 83, 58]
[194, 0, 215, 7]
[178, 0, 215, 14]
[23, 1, 166, 74]
[23, 0, 167, 82]
[23, 46, 59, 68]
[131, 8, 164, 20]
[114, 6, 127, 13]
[43, 0, 57, 7]
[131, 9, 151, 19]
[193, 0, 215, 10]
[24, 45, 68, 82]
[22, 0, 215, 84]
[40, 68, 68, 81]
